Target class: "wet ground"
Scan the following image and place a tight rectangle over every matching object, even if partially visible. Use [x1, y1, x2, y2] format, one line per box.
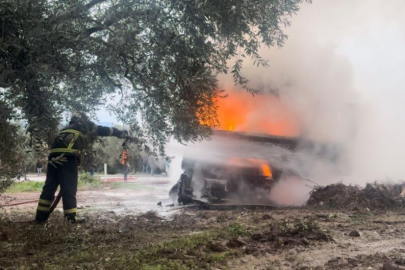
[1, 175, 176, 218]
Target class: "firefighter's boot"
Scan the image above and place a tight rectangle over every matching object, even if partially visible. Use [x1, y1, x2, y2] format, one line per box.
[66, 216, 86, 224]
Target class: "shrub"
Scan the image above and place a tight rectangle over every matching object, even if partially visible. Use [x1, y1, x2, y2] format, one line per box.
[78, 172, 101, 188]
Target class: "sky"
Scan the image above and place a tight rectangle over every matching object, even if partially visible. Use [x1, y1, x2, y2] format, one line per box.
[96, 104, 116, 126]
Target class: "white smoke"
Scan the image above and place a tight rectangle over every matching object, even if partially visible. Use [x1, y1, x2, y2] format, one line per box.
[167, 0, 405, 206]
[165, 141, 184, 184]
[220, 0, 405, 185]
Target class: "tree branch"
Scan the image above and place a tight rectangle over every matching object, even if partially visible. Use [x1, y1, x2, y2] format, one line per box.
[85, 0, 109, 10]
[86, 25, 107, 35]
[85, 17, 118, 35]
[85, 4, 147, 35]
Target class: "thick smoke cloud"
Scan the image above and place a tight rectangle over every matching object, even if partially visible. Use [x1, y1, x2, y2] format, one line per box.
[221, 0, 405, 183]
[168, 0, 405, 206]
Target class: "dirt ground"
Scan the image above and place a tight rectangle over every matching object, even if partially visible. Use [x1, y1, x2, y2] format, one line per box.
[2, 181, 405, 269]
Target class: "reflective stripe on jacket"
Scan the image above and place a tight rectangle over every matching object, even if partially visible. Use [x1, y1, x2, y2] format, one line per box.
[50, 129, 83, 154]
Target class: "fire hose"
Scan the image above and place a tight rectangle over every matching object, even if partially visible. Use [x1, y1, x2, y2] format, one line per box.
[49, 190, 62, 213]
[2, 199, 39, 207]
[3, 191, 61, 209]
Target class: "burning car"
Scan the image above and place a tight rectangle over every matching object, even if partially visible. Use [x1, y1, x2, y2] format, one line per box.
[169, 91, 347, 205]
[169, 130, 303, 204]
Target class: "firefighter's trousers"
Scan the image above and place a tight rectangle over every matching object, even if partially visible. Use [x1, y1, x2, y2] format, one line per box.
[35, 156, 78, 222]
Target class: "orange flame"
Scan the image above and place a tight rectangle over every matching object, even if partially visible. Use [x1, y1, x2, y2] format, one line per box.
[229, 158, 273, 178]
[216, 91, 301, 137]
[261, 164, 272, 177]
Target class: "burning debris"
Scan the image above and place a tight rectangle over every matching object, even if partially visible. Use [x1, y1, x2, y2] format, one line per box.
[308, 182, 405, 210]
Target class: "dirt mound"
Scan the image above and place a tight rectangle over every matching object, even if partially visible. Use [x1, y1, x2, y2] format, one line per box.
[307, 182, 405, 210]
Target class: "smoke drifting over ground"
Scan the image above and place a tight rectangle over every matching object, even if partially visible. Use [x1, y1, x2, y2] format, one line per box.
[168, 0, 405, 206]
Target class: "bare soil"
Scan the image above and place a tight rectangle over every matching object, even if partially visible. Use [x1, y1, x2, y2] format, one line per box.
[2, 183, 405, 269]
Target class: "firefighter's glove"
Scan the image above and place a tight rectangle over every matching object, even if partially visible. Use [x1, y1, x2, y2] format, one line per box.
[48, 154, 68, 168]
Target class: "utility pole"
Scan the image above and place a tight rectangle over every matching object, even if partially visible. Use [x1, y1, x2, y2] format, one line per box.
[104, 163, 108, 182]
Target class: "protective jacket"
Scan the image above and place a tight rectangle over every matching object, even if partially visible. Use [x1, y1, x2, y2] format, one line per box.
[50, 121, 124, 158]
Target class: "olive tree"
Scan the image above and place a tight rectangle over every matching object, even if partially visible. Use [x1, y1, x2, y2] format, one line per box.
[0, 0, 309, 189]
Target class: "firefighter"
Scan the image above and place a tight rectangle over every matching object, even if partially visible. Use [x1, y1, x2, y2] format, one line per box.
[35, 112, 129, 224]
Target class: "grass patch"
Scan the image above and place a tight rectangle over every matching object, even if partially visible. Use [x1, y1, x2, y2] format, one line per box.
[78, 180, 100, 189]
[4, 173, 101, 193]
[210, 250, 239, 263]
[5, 181, 44, 193]
[11, 225, 229, 269]
[226, 223, 252, 237]
[110, 231, 219, 269]
[106, 223, 251, 269]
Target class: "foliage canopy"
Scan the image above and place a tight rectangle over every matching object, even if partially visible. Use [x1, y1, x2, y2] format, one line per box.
[0, 0, 308, 188]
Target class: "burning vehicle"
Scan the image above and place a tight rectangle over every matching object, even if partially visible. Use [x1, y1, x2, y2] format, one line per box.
[168, 91, 347, 205]
[169, 130, 345, 205]
[169, 130, 300, 204]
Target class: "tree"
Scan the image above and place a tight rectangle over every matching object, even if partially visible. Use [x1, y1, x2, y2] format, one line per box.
[0, 109, 39, 191]
[0, 0, 308, 188]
